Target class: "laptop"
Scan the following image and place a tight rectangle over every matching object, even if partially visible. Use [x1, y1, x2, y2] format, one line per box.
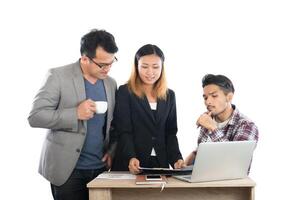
[175, 140, 256, 182]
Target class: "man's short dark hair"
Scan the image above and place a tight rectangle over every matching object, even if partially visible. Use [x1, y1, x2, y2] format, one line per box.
[80, 29, 118, 58]
[202, 74, 235, 94]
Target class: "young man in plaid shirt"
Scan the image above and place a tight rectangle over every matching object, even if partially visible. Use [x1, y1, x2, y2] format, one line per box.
[185, 74, 259, 165]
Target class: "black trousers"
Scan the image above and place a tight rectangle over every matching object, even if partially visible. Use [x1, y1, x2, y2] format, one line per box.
[50, 167, 106, 200]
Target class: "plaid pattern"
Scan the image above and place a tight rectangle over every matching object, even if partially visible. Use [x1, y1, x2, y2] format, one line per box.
[197, 105, 259, 146]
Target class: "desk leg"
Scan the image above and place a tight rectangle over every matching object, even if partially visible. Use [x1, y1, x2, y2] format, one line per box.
[250, 187, 255, 200]
[89, 188, 112, 200]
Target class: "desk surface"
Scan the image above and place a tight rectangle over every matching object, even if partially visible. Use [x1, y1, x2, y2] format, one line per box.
[87, 173, 255, 189]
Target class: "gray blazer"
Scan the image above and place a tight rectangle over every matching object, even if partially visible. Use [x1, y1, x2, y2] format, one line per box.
[28, 61, 117, 186]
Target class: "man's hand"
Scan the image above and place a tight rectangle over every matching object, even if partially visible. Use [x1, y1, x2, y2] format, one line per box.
[196, 112, 217, 131]
[174, 159, 186, 169]
[184, 151, 196, 166]
[102, 153, 112, 169]
[128, 158, 141, 174]
[77, 99, 96, 120]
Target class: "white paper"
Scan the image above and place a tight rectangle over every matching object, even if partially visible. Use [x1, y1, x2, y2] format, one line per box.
[96, 171, 136, 180]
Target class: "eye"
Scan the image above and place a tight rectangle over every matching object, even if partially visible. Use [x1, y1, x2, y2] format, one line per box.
[212, 95, 218, 98]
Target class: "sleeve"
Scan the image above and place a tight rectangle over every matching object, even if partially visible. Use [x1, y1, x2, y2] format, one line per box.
[206, 129, 226, 142]
[109, 86, 136, 161]
[209, 121, 259, 142]
[165, 90, 183, 167]
[27, 69, 78, 132]
[232, 121, 259, 142]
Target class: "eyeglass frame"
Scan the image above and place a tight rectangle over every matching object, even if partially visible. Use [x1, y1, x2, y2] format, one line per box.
[86, 55, 118, 69]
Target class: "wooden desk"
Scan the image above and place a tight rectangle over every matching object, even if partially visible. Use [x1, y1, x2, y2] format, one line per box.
[87, 174, 255, 200]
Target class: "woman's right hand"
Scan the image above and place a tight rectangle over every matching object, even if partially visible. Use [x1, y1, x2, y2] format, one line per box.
[128, 158, 141, 174]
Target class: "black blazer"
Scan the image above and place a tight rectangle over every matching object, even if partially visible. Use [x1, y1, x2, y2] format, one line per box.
[110, 84, 182, 170]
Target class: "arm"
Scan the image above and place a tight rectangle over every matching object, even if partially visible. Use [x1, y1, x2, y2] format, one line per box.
[165, 91, 183, 168]
[109, 86, 136, 161]
[184, 151, 197, 166]
[28, 69, 78, 132]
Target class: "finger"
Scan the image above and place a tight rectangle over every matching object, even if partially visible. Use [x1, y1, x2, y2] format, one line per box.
[132, 168, 140, 174]
[89, 101, 96, 107]
[88, 113, 94, 119]
[132, 163, 140, 173]
[128, 164, 136, 174]
[174, 161, 179, 169]
[90, 107, 97, 113]
[107, 157, 112, 168]
[129, 168, 135, 174]
[134, 161, 140, 168]
[101, 154, 108, 162]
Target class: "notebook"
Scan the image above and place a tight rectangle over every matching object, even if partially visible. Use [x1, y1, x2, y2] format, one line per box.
[175, 140, 256, 183]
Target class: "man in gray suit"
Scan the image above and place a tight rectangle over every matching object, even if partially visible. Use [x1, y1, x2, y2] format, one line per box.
[28, 29, 118, 200]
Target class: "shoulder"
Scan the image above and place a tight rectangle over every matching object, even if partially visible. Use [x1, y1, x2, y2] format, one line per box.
[167, 88, 175, 95]
[233, 109, 257, 129]
[166, 88, 176, 100]
[117, 84, 131, 96]
[118, 84, 129, 92]
[50, 61, 80, 78]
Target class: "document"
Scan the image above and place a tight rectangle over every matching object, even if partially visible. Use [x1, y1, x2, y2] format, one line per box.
[96, 171, 136, 180]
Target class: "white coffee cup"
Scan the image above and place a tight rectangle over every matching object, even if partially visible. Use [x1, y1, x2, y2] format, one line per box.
[95, 101, 108, 114]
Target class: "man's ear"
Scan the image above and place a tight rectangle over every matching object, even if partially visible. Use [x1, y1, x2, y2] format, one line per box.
[81, 55, 90, 64]
[226, 92, 234, 103]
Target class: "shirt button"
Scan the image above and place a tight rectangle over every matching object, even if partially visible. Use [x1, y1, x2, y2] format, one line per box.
[76, 148, 80, 153]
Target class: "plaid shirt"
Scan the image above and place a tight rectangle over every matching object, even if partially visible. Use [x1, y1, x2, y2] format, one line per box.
[197, 105, 259, 146]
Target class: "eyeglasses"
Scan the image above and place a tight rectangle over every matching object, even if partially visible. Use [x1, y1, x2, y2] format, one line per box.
[87, 56, 118, 70]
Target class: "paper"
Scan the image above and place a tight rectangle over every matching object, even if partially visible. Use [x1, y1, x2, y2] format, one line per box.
[96, 171, 136, 180]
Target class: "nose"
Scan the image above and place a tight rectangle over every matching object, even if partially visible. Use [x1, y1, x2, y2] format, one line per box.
[102, 65, 111, 72]
[146, 68, 153, 75]
[205, 96, 212, 106]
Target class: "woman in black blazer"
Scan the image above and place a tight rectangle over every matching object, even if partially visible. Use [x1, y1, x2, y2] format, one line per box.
[110, 44, 185, 174]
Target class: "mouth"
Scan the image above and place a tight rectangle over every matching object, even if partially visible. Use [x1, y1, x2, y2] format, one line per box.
[98, 72, 108, 77]
[145, 76, 156, 81]
[207, 106, 215, 111]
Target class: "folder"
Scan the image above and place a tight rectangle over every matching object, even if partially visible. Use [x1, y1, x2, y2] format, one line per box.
[138, 166, 192, 175]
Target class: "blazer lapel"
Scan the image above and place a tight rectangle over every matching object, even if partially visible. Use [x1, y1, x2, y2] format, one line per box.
[103, 78, 112, 116]
[72, 61, 86, 102]
[155, 98, 167, 124]
[137, 96, 156, 125]
[72, 61, 87, 129]
[103, 78, 113, 136]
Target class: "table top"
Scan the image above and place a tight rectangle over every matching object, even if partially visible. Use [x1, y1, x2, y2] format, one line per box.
[87, 172, 256, 189]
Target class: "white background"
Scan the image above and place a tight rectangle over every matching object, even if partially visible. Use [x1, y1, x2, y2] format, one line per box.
[0, 0, 299, 199]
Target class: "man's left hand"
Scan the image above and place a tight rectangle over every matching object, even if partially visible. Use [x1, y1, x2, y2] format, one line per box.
[102, 153, 112, 169]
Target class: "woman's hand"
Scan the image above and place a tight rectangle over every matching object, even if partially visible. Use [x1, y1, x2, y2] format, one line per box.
[128, 158, 141, 174]
[174, 159, 186, 169]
